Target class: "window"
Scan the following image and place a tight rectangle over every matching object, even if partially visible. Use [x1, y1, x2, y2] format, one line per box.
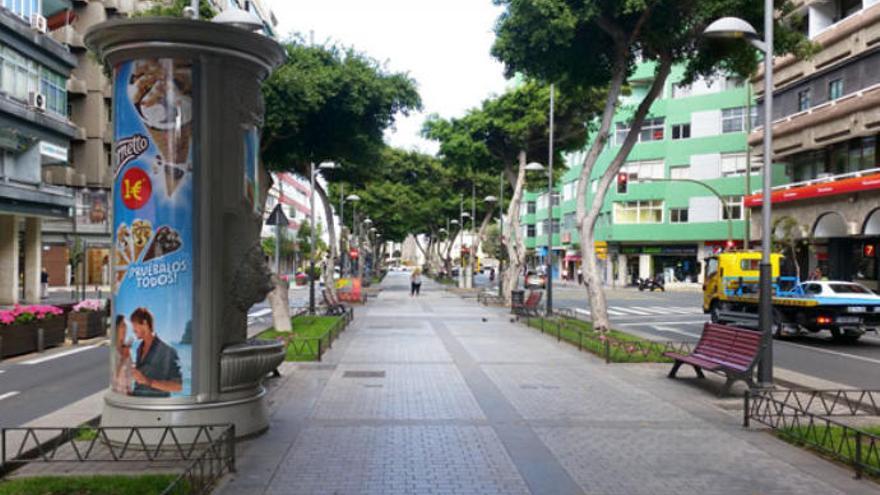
[3, 0, 39, 20]
[0, 45, 68, 118]
[526, 201, 536, 215]
[797, 88, 811, 112]
[563, 212, 575, 230]
[720, 153, 758, 177]
[670, 208, 688, 223]
[829, 283, 871, 294]
[671, 83, 692, 99]
[721, 196, 743, 220]
[615, 117, 665, 145]
[40, 68, 67, 117]
[670, 166, 690, 179]
[526, 224, 536, 238]
[723, 76, 745, 90]
[839, 0, 862, 20]
[590, 179, 597, 193]
[828, 79, 843, 100]
[721, 107, 746, 133]
[671, 123, 691, 140]
[550, 193, 560, 207]
[613, 200, 664, 224]
[622, 159, 665, 183]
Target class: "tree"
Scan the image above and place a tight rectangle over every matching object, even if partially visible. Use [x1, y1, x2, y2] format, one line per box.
[493, 0, 808, 331]
[772, 216, 809, 280]
[424, 81, 599, 301]
[261, 40, 421, 294]
[136, 0, 216, 17]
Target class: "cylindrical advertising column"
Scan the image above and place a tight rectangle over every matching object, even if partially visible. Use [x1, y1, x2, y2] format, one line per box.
[86, 18, 285, 437]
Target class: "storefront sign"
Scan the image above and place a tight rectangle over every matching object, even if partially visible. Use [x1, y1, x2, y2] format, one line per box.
[745, 173, 880, 207]
[112, 58, 194, 398]
[621, 245, 697, 256]
[39, 141, 68, 163]
[866, 244, 877, 258]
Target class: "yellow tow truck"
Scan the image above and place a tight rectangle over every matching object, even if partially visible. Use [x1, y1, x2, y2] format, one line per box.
[703, 251, 880, 342]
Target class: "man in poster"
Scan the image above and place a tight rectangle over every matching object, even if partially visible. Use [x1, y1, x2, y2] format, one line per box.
[130, 307, 182, 397]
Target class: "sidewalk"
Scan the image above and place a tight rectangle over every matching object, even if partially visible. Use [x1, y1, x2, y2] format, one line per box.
[218, 273, 877, 495]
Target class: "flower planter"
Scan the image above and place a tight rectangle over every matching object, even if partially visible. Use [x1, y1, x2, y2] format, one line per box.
[0, 316, 66, 358]
[68, 310, 108, 339]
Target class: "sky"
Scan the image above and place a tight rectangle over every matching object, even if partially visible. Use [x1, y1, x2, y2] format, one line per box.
[268, 0, 510, 155]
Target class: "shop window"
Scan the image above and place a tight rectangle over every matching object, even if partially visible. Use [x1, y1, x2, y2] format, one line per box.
[613, 200, 663, 224]
[828, 79, 844, 101]
[671, 123, 690, 140]
[670, 208, 688, 223]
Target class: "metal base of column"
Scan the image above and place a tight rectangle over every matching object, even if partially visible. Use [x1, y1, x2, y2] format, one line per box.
[101, 388, 269, 441]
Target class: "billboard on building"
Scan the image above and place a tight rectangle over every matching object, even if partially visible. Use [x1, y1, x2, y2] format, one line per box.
[111, 58, 195, 398]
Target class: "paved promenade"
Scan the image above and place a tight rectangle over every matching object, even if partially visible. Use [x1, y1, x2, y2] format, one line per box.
[219, 272, 878, 495]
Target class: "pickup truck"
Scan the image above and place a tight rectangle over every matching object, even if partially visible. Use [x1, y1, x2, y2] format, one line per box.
[703, 251, 880, 342]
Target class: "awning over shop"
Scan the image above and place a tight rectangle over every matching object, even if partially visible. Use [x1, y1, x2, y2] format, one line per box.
[0, 182, 73, 219]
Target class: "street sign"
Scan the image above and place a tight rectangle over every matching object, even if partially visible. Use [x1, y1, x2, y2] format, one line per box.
[265, 204, 289, 226]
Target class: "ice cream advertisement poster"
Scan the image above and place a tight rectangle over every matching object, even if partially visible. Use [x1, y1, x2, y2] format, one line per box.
[111, 58, 195, 398]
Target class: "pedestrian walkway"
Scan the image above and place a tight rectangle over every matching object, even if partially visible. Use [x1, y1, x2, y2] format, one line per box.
[218, 273, 876, 495]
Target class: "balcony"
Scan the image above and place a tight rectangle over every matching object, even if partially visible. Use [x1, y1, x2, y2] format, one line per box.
[66, 77, 87, 96]
[50, 25, 85, 50]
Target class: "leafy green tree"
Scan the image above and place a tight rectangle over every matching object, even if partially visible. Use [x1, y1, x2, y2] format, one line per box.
[136, 0, 216, 18]
[492, 0, 808, 330]
[424, 81, 600, 300]
[261, 40, 421, 290]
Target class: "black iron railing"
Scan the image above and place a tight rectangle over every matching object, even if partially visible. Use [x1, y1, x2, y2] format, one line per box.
[1, 424, 235, 495]
[282, 308, 353, 361]
[746, 389, 880, 478]
[518, 310, 693, 363]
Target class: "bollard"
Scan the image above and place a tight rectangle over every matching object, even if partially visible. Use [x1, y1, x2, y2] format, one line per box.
[317, 339, 323, 362]
[37, 328, 45, 353]
[743, 391, 750, 428]
[604, 338, 610, 364]
[70, 321, 79, 346]
[228, 424, 237, 473]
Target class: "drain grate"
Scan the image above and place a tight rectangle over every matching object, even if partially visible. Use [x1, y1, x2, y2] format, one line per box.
[343, 370, 386, 378]
[299, 364, 337, 370]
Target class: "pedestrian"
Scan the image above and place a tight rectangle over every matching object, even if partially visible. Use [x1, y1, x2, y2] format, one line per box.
[40, 268, 49, 299]
[410, 268, 422, 297]
[809, 267, 823, 281]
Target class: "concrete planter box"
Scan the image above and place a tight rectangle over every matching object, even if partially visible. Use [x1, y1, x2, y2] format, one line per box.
[68, 310, 108, 339]
[0, 317, 66, 358]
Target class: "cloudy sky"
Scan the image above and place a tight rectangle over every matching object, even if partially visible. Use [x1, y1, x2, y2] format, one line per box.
[268, 0, 510, 154]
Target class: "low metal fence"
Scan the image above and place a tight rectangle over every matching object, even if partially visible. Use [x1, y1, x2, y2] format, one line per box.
[283, 308, 353, 361]
[1, 424, 235, 495]
[520, 310, 694, 363]
[746, 389, 880, 478]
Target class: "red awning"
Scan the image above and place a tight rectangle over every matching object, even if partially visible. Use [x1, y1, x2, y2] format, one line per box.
[746, 172, 880, 207]
[564, 254, 582, 262]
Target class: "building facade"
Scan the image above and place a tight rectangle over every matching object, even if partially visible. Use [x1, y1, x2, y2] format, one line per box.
[523, 63, 784, 286]
[0, 0, 77, 304]
[38, 0, 279, 288]
[748, 0, 880, 289]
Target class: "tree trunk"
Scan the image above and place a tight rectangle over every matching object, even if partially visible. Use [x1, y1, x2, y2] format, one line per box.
[315, 182, 337, 297]
[580, 55, 672, 332]
[503, 151, 528, 305]
[471, 208, 495, 280]
[266, 274, 292, 332]
[444, 228, 462, 277]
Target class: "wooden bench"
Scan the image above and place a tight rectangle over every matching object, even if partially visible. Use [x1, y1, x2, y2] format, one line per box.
[664, 323, 762, 396]
[512, 290, 542, 319]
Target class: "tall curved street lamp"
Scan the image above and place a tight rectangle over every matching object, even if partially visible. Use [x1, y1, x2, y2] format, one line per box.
[704, 9, 775, 386]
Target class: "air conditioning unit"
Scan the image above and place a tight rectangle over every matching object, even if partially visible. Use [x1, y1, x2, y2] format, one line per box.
[30, 14, 47, 34]
[29, 91, 46, 112]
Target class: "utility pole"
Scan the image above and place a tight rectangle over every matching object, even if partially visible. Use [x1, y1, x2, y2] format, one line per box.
[546, 83, 555, 314]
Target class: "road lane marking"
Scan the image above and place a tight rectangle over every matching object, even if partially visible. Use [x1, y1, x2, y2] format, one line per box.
[21, 345, 99, 365]
[652, 326, 701, 338]
[618, 320, 706, 326]
[0, 391, 19, 402]
[610, 306, 651, 316]
[574, 308, 591, 317]
[630, 306, 671, 314]
[781, 342, 880, 366]
[248, 308, 273, 318]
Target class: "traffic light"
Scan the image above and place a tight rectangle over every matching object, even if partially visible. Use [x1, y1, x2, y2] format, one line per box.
[616, 173, 628, 194]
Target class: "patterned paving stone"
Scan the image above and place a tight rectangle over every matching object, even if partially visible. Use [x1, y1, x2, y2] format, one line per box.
[456, 335, 587, 365]
[483, 364, 691, 421]
[343, 335, 453, 363]
[535, 426, 848, 495]
[312, 364, 485, 420]
[268, 425, 530, 495]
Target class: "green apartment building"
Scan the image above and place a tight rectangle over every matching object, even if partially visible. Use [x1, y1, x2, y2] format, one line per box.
[523, 63, 785, 287]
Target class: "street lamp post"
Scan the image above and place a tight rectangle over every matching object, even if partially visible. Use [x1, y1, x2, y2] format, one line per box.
[483, 194, 499, 293]
[309, 161, 336, 315]
[362, 218, 372, 280]
[345, 194, 360, 276]
[525, 160, 554, 315]
[498, 173, 505, 298]
[704, 6, 774, 386]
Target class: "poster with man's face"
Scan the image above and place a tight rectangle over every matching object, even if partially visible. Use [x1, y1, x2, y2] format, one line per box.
[111, 58, 195, 398]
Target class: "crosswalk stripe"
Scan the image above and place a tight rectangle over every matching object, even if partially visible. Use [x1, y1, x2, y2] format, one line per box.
[0, 391, 19, 402]
[574, 308, 591, 317]
[248, 308, 272, 318]
[610, 306, 651, 316]
[630, 306, 671, 315]
[606, 308, 626, 316]
[667, 307, 701, 314]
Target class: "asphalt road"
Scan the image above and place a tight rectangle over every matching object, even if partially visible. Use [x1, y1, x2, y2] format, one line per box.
[0, 289, 309, 428]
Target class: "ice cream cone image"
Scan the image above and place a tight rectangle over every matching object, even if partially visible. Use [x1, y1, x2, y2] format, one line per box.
[131, 219, 153, 262]
[113, 267, 127, 293]
[128, 59, 193, 197]
[115, 223, 134, 266]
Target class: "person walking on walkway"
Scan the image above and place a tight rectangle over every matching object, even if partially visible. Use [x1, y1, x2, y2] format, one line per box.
[410, 268, 422, 297]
